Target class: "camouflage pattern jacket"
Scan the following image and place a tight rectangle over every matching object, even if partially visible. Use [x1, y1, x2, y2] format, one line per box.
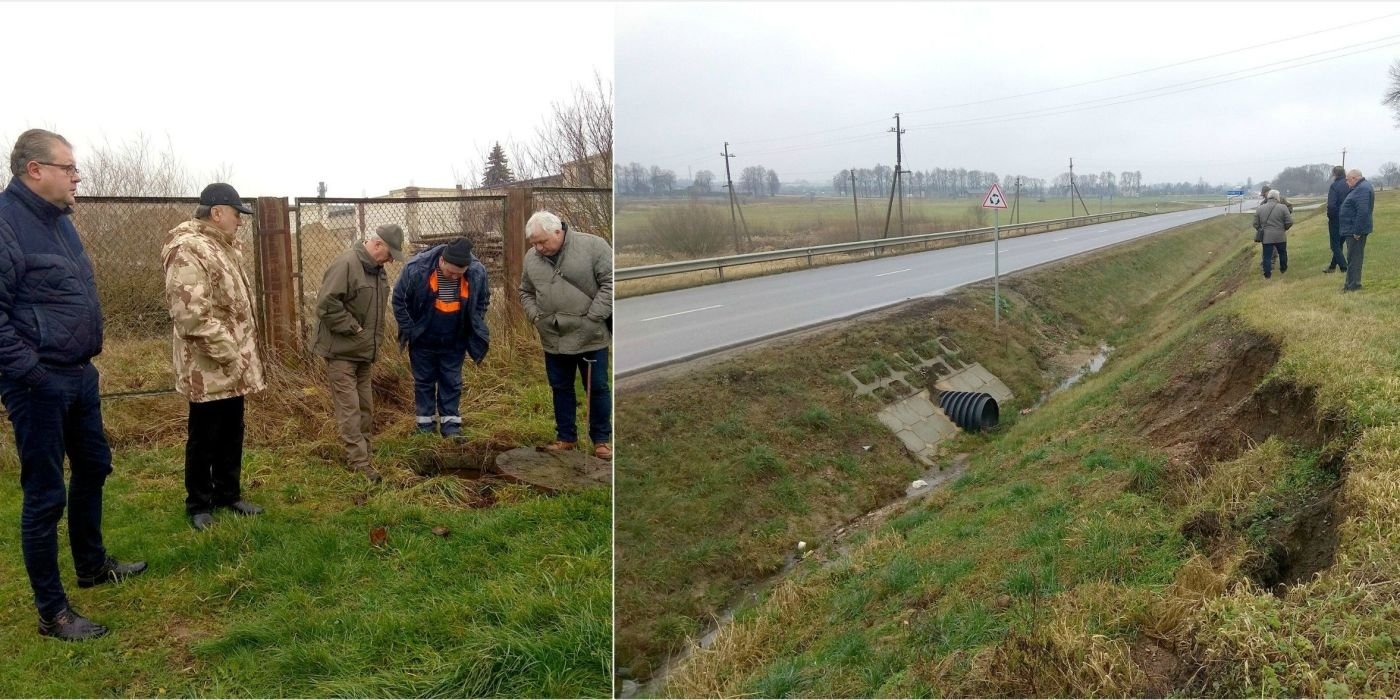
[161, 219, 266, 402]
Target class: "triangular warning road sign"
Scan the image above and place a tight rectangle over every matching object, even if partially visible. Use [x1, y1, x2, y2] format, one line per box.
[982, 183, 1008, 209]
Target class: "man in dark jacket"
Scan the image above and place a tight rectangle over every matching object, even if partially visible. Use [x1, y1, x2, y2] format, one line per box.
[0, 129, 145, 641]
[314, 224, 405, 482]
[1340, 169, 1376, 292]
[1325, 166, 1350, 273]
[391, 237, 490, 437]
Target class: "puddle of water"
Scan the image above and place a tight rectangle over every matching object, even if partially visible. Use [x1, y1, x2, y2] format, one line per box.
[1031, 342, 1113, 410]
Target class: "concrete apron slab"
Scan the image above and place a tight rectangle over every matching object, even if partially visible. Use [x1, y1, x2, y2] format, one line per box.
[851, 336, 1013, 463]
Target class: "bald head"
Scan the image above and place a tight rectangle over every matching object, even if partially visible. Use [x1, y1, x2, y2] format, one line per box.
[1346, 169, 1363, 187]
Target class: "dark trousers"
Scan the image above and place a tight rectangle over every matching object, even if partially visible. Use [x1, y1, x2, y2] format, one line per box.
[185, 396, 245, 515]
[1261, 242, 1288, 278]
[0, 363, 112, 619]
[409, 344, 466, 433]
[544, 348, 612, 444]
[1327, 219, 1347, 269]
[1344, 235, 1368, 290]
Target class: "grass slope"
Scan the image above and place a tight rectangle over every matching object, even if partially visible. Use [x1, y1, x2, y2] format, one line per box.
[658, 191, 1400, 697]
[616, 202, 1262, 683]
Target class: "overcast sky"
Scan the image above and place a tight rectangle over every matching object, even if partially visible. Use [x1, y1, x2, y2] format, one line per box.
[3, 1, 612, 198]
[617, 2, 1400, 188]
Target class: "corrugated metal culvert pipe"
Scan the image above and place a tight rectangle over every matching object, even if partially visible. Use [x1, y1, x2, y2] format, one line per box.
[939, 391, 1000, 431]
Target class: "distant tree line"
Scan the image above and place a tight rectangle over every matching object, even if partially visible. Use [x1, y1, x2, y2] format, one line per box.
[614, 162, 780, 197]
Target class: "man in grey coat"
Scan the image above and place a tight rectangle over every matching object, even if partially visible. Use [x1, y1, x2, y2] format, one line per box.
[1253, 189, 1292, 279]
[1340, 169, 1377, 292]
[519, 211, 613, 460]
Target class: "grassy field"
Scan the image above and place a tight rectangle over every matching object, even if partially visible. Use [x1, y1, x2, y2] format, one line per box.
[0, 306, 612, 697]
[615, 193, 1229, 264]
[623, 190, 1400, 697]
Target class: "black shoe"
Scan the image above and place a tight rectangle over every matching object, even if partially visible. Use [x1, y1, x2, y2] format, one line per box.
[1340, 266, 1348, 272]
[38, 606, 109, 641]
[191, 512, 215, 531]
[77, 556, 147, 589]
[226, 500, 264, 516]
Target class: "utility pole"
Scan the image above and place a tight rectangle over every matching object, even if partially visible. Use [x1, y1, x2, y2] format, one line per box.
[850, 168, 861, 241]
[1012, 177, 1022, 224]
[1068, 157, 1091, 217]
[882, 113, 906, 239]
[721, 142, 741, 253]
[1342, 147, 1347, 169]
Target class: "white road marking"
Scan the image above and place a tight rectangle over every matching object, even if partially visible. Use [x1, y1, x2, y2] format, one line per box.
[640, 304, 725, 322]
[875, 268, 912, 277]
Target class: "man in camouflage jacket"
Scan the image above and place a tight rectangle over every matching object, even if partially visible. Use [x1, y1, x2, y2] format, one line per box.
[161, 183, 266, 531]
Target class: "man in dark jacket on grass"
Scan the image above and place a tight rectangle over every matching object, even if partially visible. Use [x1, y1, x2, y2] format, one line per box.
[0, 129, 145, 641]
[314, 224, 405, 482]
[1325, 165, 1349, 273]
[1340, 169, 1376, 293]
[391, 237, 490, 437]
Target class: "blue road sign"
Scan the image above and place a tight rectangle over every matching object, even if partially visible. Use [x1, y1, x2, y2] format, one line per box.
[1226, 189, 1245, 196]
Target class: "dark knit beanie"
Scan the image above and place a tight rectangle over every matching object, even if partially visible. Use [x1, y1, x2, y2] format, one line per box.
[442, 237, 473, 266]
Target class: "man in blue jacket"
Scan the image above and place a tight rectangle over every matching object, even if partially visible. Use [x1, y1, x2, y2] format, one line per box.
[1340, 169, 1376, 293]
[391, 237, 490, 437]
[1325, 165, 1350, 273]
[0, 129, 146, 641]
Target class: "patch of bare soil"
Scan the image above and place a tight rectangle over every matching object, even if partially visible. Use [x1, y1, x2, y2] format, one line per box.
[1137, 325, 1348, 596]
[1237, 487, 1344, 594]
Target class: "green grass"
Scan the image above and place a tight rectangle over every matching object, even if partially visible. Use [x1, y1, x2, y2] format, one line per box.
[0, 327, 612, 697]
[653, 190, 1400, 697]
[615, 201, 1259, 684]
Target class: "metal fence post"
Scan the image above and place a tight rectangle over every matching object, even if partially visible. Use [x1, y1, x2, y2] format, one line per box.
[504, 187, 533, 330]
[256, 196, 298, 353]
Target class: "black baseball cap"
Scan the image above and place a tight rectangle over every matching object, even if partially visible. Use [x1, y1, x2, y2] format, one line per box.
[199, 183, 254, 215]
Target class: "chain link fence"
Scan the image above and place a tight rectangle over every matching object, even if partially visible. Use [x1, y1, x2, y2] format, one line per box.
[69, 196, 258, 396]
[293, 196, 508, 347]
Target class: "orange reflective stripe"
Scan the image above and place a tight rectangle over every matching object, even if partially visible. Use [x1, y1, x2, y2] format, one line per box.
[428, 270, 463, 313]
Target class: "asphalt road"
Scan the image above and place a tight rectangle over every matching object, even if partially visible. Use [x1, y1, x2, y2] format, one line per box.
[616, 204, 1248, 376]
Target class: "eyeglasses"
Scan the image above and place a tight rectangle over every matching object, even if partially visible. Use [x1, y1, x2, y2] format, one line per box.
[35, 161, 81, 177]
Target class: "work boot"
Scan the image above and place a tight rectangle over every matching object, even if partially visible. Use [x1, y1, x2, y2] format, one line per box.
[355, 463, 383, 484]
[77, 556, 148, 589]
[540, 440, 577, 453]
[440, 423, 462, 439]
[415, 423, 437, 436]
[191, 512, 214, 531]
[226, 500, 264, 516]
[38, 606, 109, 641]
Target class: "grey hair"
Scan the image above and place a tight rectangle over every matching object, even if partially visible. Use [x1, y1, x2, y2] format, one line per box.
[1348, 169, 1363, 178]
[525, 210, 563, 240]
[1267, 189, 1280, 201]
[194, 205, 213, 219]
[9, 129, 72, 178]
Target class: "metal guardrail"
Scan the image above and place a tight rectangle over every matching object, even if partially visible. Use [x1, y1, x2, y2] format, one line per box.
[616, 211, 1151, 281]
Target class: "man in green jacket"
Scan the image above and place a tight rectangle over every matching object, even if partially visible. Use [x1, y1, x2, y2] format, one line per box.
[313, 224, 405, 483]
[520, 211, 613, 460]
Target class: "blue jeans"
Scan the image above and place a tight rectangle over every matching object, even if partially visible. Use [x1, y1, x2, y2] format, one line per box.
[1261, 242, 1288, 278]
[1327, 218, 1346, 269]
[544, 348, 611, 444]
[409, 344, 465, 434]
[0, 364, 112, 619]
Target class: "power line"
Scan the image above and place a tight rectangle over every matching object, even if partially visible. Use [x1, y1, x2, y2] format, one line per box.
[903, 10, 1400, 115]
[905, 35, 1400, 132]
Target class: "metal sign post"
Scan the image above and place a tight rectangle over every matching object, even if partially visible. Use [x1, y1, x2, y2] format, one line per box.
[994, 207, 1000, 328]
[982, 183, 1009, 328]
